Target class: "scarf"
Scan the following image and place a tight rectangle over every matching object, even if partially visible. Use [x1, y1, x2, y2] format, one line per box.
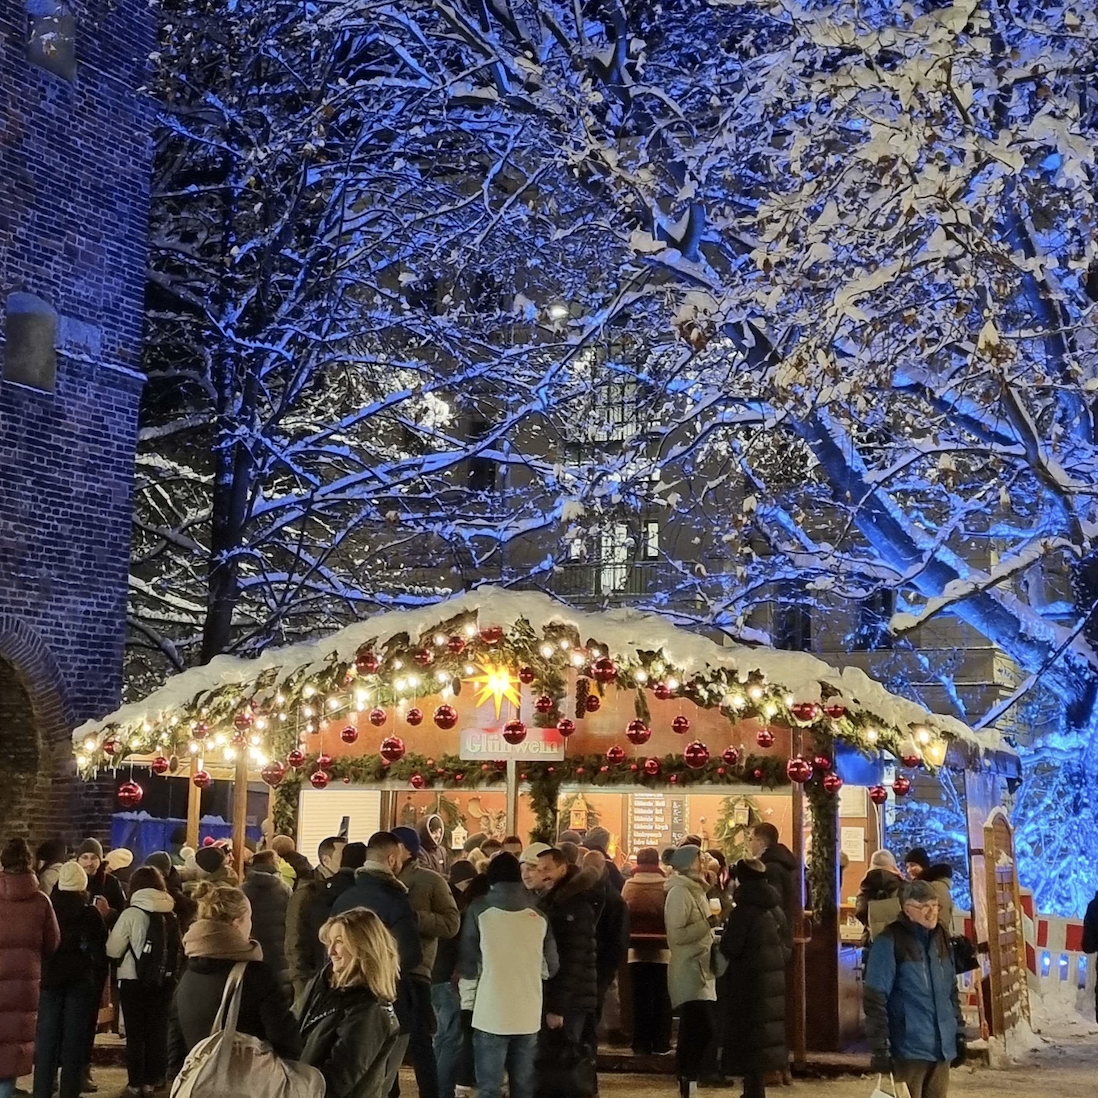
[183, 918, 264, 962]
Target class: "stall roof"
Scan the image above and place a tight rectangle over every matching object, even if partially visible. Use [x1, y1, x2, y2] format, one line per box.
[75, 588, 1016, 774]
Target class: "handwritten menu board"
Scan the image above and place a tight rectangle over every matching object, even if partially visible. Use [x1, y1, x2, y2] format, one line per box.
[628, 792, 687, 852]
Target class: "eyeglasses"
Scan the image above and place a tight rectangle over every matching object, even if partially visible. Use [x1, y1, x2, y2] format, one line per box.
[905, 900, 940, 913]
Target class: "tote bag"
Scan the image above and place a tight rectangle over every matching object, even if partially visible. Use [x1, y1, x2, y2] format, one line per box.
[170, 963, 324, 1098]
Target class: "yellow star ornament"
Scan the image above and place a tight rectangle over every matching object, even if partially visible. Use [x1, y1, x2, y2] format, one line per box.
[468, 664, 522, 718]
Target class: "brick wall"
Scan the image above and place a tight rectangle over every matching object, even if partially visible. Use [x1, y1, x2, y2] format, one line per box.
[0, 0, 152, 844]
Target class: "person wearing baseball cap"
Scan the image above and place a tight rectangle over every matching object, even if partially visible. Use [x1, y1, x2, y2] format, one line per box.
[518, 843, 551, 894]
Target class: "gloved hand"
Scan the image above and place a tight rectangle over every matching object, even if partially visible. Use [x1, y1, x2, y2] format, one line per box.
[951, 1038, 967, 1068]
[870, 1051, 892, 1074]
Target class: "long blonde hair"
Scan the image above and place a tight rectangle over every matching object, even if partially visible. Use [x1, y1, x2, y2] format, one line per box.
[320, 907, 400, 1002]
[193, 881, 250, 924]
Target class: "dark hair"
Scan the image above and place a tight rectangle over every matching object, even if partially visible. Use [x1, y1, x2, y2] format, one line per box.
[319, 836, 345, 863]
[707, 849, 727, 869]
[752, 823, 779, 847]
[502, 835, 523, 847]
[538, 848, 568, 868]
[1, 838, 32, 873]
[129, 866, 166, 893]
[450, 859, 478, 886]
[341, 842, 368, 870]
[366, 831, 400, 858]
[487, 851, 522, 885]
[36, 838, 67, 867]
[170, 826, 187, 847]
[558, 841, 580, 865]
[905, 847, 931, 871]
[636, 847, 660, 866]
[480, 839, 502, 855]
[681, 834, 703, 848]
[252, 850, 278, 870]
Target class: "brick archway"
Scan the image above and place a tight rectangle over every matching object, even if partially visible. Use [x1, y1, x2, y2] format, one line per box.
[0, 615, 79, 841]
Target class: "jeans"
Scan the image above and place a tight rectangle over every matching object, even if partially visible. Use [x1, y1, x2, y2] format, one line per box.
[629, 962, 672, 1053]
[119, 980, 171, 1089]
[676, 999, 715, 1082]
[0, 1078, 14, 1098]
[35, 982, 99, 1098]
[431, 983, 463, 1098]
[473, 1030, 537, 1098]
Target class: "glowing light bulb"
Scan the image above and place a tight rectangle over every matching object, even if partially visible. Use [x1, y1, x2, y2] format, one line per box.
[436, 671, 450, 684]
[189, 741, 199, 754]
[560, 638, 571, 650]
[276, 694, 285, 705]
[84, 738, 96, 753]
[224, 747, 236, 761]
[143, 722, 152, 733]
[355, 691, 368, 707]
[916, 727, 930, 745]
[407, 675, 420, 689]
[214, 733, 227, 746]
[255, 717, 267, 731]
[667, 678, 679, 690]
[866, 728, 878, 743]
[748, 685, 763, 701]
[395, 678, 407, 692]
[635, 670, 648, 683]
[465, 665, 476, 677]
[77, 754, 87, 768]
[305, 721, 315, 733]
[784, 694, 794, 706]
[328, 697, 340, 711]
[393, 659, 403, 670]
[571, 653, 585, 667]
[304, 686, 316, 699]
[540, 645, 554, 659]
[303, 706, 314, 718]
[434, 634, 446, 647]
[278, 713, 287, 722]
[464, 624, 477, 637]
[763, 702, 777, 718]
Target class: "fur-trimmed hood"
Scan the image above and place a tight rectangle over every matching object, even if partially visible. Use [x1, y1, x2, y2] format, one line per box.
[922, 863, 954, 884]
[545, 865, 599, 906]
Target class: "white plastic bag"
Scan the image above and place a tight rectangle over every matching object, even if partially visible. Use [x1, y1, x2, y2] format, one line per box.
[870, 1074, 911, 1098]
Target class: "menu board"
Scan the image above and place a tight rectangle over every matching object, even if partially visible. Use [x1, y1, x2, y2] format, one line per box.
[628, 792, 687, 852]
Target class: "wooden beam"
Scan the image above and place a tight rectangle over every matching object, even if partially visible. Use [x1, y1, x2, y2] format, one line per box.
[791, 725, 808, 1068]
[232, 751, 249, 880]
[186, 754, 201, 850]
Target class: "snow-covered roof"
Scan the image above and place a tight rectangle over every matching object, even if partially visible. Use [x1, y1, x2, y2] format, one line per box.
[75, 587, 1012, 770]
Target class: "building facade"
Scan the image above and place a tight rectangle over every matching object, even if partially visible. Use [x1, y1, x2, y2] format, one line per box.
[0, 0, 151, 840]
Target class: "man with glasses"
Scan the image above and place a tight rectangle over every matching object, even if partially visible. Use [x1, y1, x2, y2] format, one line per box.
[864, 880, 966, 1098]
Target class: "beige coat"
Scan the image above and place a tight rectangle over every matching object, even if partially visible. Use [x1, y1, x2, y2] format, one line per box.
[664, 872, 716, 1008]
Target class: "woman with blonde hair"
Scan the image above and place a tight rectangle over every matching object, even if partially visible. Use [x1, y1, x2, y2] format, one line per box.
[295, 907, 402, 1098]
[166, 881, 299, 1077]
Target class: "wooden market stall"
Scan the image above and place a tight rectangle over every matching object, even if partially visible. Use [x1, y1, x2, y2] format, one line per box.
[73, 588, 1016, 1056]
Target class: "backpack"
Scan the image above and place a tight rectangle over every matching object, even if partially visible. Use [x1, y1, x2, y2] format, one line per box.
[170, 963, 324, 1098]
[130, 910, 182, 988]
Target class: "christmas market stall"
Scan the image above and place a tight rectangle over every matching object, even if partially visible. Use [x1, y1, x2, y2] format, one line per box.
[73, 588, 1016, 1056]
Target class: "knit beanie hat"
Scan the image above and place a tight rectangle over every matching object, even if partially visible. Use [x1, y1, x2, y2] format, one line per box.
[583, 827, 611, 853]
[145, 852, 172, 877]
[662, 844, 701, 873]
[195, 846, 227, 874]
[392, 827, 422, 857]
[487, 852, 522, 885]
[104, 848, 133, 872]
[870, 850, 899, 870]
[77, 838, 104, 860]
[905, 847, 931, 871]
[449, 859, 478, 886]
[57, 861, 89, 893]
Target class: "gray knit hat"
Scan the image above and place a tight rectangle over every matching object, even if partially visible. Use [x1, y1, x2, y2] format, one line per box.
[77, 838, 103, 860]
[663, 844, 701, 872]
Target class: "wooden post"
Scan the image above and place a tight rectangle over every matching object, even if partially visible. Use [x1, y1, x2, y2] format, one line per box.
[506, 760, 518, 835]
[186, 755, 201, 850]
[790, 725, 808, 1068]
[232, 752, 249, 880]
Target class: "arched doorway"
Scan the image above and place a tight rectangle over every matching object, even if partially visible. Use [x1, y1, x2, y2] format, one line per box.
[0, 657, 42, 832]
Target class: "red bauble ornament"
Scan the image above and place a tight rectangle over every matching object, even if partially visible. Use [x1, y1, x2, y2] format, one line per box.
[868, 784, 888, 806]
[355, 648, 380, 674]
[519, 667, 535, 684]
[317, 753, 333, 770]
[643, 757, 661, 777]
[406, 707, 424, 726]
[892, 775, 912, 797]
[192, 769, 212, 789]
[584, 694, 601, 713]
[755, 728, 775, 748]
[342, 776, 351, 784]
[287, 749, 306, 769]
[812, 755, 832, 772]
[669, 774, 679, 784]
[231, 728, 247, 746]
[534, 695, 554, 714]
[654, 681, 673, 701]
[233, 710, 253, 730]
[117, 781, 143, 808]
[717, 767, 726, 777]
[672, 714, 691, 735]
[502, 719, 528, 745]
[683, 740, 709, 769]
[556, 717, 577, 738]
[786, 756, 814, 783]
[790, 702, 821, 723]
[310, 769, 330, 789]
[380, 736, 406, 762]
[591, 657, 617, 683]
[600, 765, 609, 773]
[103, 737, 123, 758]
[606, 745, 626, 766]
[753, 768, 763, 780]
[630, 763, 638, 772]
[823, 703, 847, 720]
[410, 772, 425, 790]
[479, 625, 503, 645]
[900, 754, 921, 769]
[822, 772, 845, 795]
[434, 704, 458, 730]
[261, 761, 286, 787]
[414, 647, 433, 666]
[626, 719, 651, 745]
[454, 772, 464, 782]
[447, 636, 466, 655]
[193, 722, 209, 740]
[722, 746, 740, 767]
[341, 725, 359, 744]
[369, 708, 387, 727]
[151, 755, 170, 776]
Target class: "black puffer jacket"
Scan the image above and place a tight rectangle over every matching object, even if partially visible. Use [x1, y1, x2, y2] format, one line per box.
[42, 892, 107, 989]
[296, 972, 401, 1098]
[759, 843, 797, 944]
[539, 866, 600, 1019]
[242, 863, 291, 992]
[719, 869, 791, 1076]
[592, 876, 630, 989]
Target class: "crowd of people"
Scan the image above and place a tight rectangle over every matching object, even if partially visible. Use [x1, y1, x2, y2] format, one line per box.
[0, 823, 967, 1098]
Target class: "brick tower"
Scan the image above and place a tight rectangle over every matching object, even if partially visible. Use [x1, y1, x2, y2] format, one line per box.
[0, 0, 152, 841]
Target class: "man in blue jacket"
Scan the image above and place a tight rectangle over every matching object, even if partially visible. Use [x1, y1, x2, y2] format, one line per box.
[864, 879, 965, 1098]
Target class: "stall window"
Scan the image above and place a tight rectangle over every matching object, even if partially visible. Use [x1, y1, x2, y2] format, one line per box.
[3, 292, 58, 393]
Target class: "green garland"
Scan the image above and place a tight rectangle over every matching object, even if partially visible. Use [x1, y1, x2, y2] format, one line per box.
[805, 777, 839, 916]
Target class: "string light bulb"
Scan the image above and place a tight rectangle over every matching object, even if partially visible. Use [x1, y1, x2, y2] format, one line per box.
[635, 670, 648, 683]
[540, 645, 554, 658]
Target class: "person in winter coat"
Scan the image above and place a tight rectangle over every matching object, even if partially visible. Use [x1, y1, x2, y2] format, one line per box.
[1083, 890, 1098, 1021]
[286, 835, 346, 998]
[865, 880, 965, 1098]
[621, 848, 672, 1055]
[187, 844, 235, 890]
[433, 861, 478, 1098]
[582, 827, 625, 893]
[392, 826, 460, 1098]
[105, 849, 135, 891]
[417, 814, 449, 876]
[143, 853, 197, 935]
[457, 853, 559, 1098]
[306, 842, 368, 976]
[35, 839, 67, 897]
[296, 907, 402, 1098]
[536, 848, 600, 1047]
[270, 835, 313, 891]
[106, 866, 179, 1097]
[905, 847, 931, 880]
[922, 864, 956, 935]
[34, 862, 107, 1098]
[0, 838, 60, 1098]
[748, 825, 796, 944]
[241, 850, 292, 995]
[855, 851, 905, 944]
[663, 845, 716, 1098]
[719, 860, 791, 1098]
[75, 840, 126, 928]
[330, 832, 423, 1044]
[581, 849, 629, 1048]
[168, 881, 300, 1076]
